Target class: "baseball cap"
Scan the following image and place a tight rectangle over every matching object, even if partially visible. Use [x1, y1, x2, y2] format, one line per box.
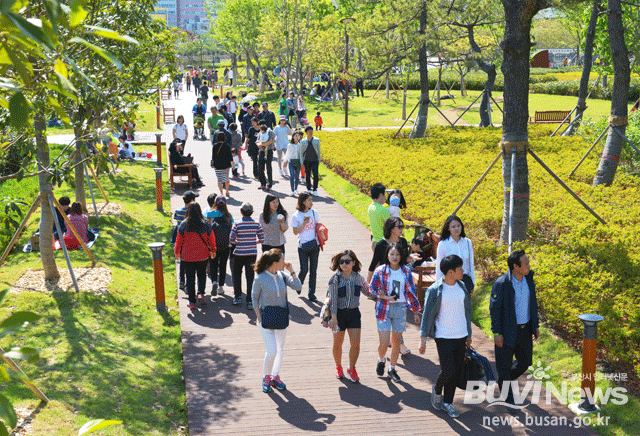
[279, 115, 287, 121]
[262, 102, 268, 106]
[217, 119, 226, 126]
[183, 190, 199, 202]
[240, 202, 253, 213]
[215, 196, 226, 205]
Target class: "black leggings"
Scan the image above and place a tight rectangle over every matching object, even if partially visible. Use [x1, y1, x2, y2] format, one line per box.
[434, 336, 467, 404]
[183, 259, 208, 304]
[209, 248, 230, 286]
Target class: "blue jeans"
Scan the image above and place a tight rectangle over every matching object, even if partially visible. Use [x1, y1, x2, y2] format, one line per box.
[289, 164, 300, 192]
[298, 244, 319, 298]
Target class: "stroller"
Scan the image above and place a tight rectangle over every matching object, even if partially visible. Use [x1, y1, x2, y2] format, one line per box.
[193, 116, 206, 141]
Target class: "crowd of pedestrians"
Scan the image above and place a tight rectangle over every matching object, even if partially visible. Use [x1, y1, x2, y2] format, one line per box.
[170, 71, 541, 418]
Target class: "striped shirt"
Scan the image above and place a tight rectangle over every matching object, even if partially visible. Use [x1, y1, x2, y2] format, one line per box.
[174, 207, 187, 225]
[328, 272, 371, 314]
[230, 217, 264, 256]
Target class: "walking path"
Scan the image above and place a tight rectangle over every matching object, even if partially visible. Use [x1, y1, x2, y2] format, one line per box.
[162, 91, 596, 435]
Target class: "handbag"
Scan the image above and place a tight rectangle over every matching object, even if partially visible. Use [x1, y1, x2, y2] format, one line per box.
[260, 271, 290, 329]
[289, 158, 301, 168]
[456, 346, 485, 390]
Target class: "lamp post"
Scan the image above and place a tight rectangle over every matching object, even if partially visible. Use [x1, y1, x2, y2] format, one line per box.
[340, 17, 356, 128]
[148, 242, 167, 312]
[569, 313, 605, 415]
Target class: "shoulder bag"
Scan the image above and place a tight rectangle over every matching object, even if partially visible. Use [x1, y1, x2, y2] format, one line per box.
[260, 272, 290, 329]
[314, 210, 328, 251]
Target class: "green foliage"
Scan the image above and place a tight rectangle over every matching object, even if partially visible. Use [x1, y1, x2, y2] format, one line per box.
[319, 125, 640, 378]
[531, 78, 640, 102]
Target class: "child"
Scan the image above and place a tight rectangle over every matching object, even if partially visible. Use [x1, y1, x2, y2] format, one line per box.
[204, 193, 217, 217]
[388, 195, 401, 218]
[410, 237, 427, 269]
[231, 149, 240, 178]
[314, 111, 323, 131]
[193, 116, 205, 141]
[117, 136, 135, 161]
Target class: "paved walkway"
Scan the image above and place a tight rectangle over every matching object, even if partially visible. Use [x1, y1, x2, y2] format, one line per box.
[163, 92, 597, 435]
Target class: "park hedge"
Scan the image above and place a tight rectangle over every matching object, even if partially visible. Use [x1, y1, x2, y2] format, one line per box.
[319, 121, 640, 378]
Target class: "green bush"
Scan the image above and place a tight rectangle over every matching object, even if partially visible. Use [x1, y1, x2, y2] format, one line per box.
[531, 78, 640, 101]
[319, 125, 640, 378]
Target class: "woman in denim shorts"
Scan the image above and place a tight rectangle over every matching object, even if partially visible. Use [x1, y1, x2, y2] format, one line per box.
[370, 243, 421, 382]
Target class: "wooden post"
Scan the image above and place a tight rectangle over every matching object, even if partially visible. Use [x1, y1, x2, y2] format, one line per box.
[52, 197, 97, 265]
[148, 242, 166, 312]
[48, 194, 80, 294]
[155, 133, 163, 166]
[84, 163, 99, 220]
[87, 163, 109, 204]
[0, 196, 40, 266]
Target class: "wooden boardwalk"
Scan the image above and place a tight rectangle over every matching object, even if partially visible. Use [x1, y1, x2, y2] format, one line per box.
[164, 95, 597, 435]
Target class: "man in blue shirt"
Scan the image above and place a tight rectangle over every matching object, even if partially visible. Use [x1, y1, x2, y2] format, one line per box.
[490, 250, 540, 414]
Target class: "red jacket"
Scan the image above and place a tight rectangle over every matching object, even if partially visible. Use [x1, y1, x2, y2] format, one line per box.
[174, 222, 216, 262]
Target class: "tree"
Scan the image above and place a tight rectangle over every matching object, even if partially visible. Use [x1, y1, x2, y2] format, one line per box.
[592, 0, 631, 186]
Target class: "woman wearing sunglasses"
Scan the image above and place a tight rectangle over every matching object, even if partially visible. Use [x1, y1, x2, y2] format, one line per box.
[327, 250, 371, 383]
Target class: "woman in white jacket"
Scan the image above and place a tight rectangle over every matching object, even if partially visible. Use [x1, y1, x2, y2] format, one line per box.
[284, 130, 303, 196]
[435, 215, 476, 293]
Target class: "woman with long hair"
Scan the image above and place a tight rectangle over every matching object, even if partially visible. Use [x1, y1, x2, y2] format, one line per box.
[291, 192, 321, 302]
[64, 202, 94, 243]
[174, 203, 216, 309]
[252, 249, 302, 393]
[370, 243, 421, 383]
[259, 194, 288, 254]
[435, 214, 475, 293]
[327, 250, 370, 383]
[211, 131, 234, 197]
[285, 130, 303, 196]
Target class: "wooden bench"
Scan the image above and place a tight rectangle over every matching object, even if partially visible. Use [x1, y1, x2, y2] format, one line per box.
[529, 110, 571, 124]
[167, 148, 194, 188]
[163, 105, 176, 124]
[413, 265, 437, 309]
[161, 89, 171, 100]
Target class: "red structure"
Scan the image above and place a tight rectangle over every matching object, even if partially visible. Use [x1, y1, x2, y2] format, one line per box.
[531, 50, 550, 68]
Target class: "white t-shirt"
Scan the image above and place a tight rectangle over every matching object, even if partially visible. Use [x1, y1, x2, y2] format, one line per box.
[435, 282, 468, 339]
[291, 209, 319, 246]
[387, 267, 406, 303]
[273, 125, 291, 151]
[174, 123, 188, 140]
[286, 141, 301, 162]
[229, 101, 237, 113]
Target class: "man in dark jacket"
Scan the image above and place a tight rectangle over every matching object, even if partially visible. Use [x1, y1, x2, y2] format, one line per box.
[192, 74, 202, 96]
[212, 120, 232, 149]
[489, 250, 540, 413]
[257, 102, 276, 129]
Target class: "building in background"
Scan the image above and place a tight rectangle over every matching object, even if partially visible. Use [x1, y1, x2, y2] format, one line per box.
[155, 0, 210, 34]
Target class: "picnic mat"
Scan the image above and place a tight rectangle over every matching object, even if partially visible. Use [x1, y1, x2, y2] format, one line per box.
[23, 229, 100, 253]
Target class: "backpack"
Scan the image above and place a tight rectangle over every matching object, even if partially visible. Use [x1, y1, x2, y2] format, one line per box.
[211, 215, 232, 250]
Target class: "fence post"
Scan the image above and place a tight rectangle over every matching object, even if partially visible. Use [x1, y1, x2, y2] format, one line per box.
[154, 167, 164, 213]
[148, 242, 166, 312]
[156, 87, 161, 130]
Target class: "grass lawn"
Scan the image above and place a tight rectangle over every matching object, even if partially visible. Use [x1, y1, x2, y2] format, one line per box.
[317, 160, 640, 436]
[0, 161, 185, 435]
[218, 85, 633, 129]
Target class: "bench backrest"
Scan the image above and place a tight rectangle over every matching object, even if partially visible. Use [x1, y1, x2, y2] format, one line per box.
[535, 110, 571, 122]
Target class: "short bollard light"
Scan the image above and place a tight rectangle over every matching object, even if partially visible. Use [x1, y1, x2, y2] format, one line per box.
[154, 167, 164, 213]
[148, 242, 167, 312]
[569, 313, 605, 414]
[155, 133, 163, 166]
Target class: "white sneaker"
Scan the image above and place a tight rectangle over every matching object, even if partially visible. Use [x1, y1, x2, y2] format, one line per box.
[291, 191, 296, 196]
[280, 169, 285, 176]
[313, 190, 318, 196]
[294, 190, 299, 195]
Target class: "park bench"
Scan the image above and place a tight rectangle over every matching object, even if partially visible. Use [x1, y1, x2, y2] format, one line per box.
[167, 147, 194, 189]
[407, 225, 440, 308]
[529, 110, 571, 124]
[163, 105, 176, 124]
[161, 89, 171, 100]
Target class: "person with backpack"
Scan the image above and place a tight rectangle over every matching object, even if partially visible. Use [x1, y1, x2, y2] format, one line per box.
[259, 194, 288, 254]
[206, 196, 234, 296]
[174, 202, 217, 309]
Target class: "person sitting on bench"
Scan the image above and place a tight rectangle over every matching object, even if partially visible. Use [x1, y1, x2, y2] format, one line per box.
[169, 140, 204, 188]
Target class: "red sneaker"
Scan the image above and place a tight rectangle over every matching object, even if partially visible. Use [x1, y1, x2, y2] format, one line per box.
[335, 365, 345, 379]
[347, 367, 360, 383]
[187, 302, 196, 309]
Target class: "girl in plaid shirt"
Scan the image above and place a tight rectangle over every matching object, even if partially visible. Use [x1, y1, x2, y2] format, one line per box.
[370, 243, 421, 383]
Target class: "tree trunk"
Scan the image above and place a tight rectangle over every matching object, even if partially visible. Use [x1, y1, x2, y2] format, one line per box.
[593, 0, 630, 186]
[385, 71, 390, 100]
[479, 64, 496, 127]
[231, 53, 238, 87]
[411, 1, 429, 139]
[35, 113, 60, 283]
[73, 126, 87, 212]
[499, 0, 535, 243]
[436, 66, 442, 105]
[564, 0, 600, 136]
[460, 72, 466, 97]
